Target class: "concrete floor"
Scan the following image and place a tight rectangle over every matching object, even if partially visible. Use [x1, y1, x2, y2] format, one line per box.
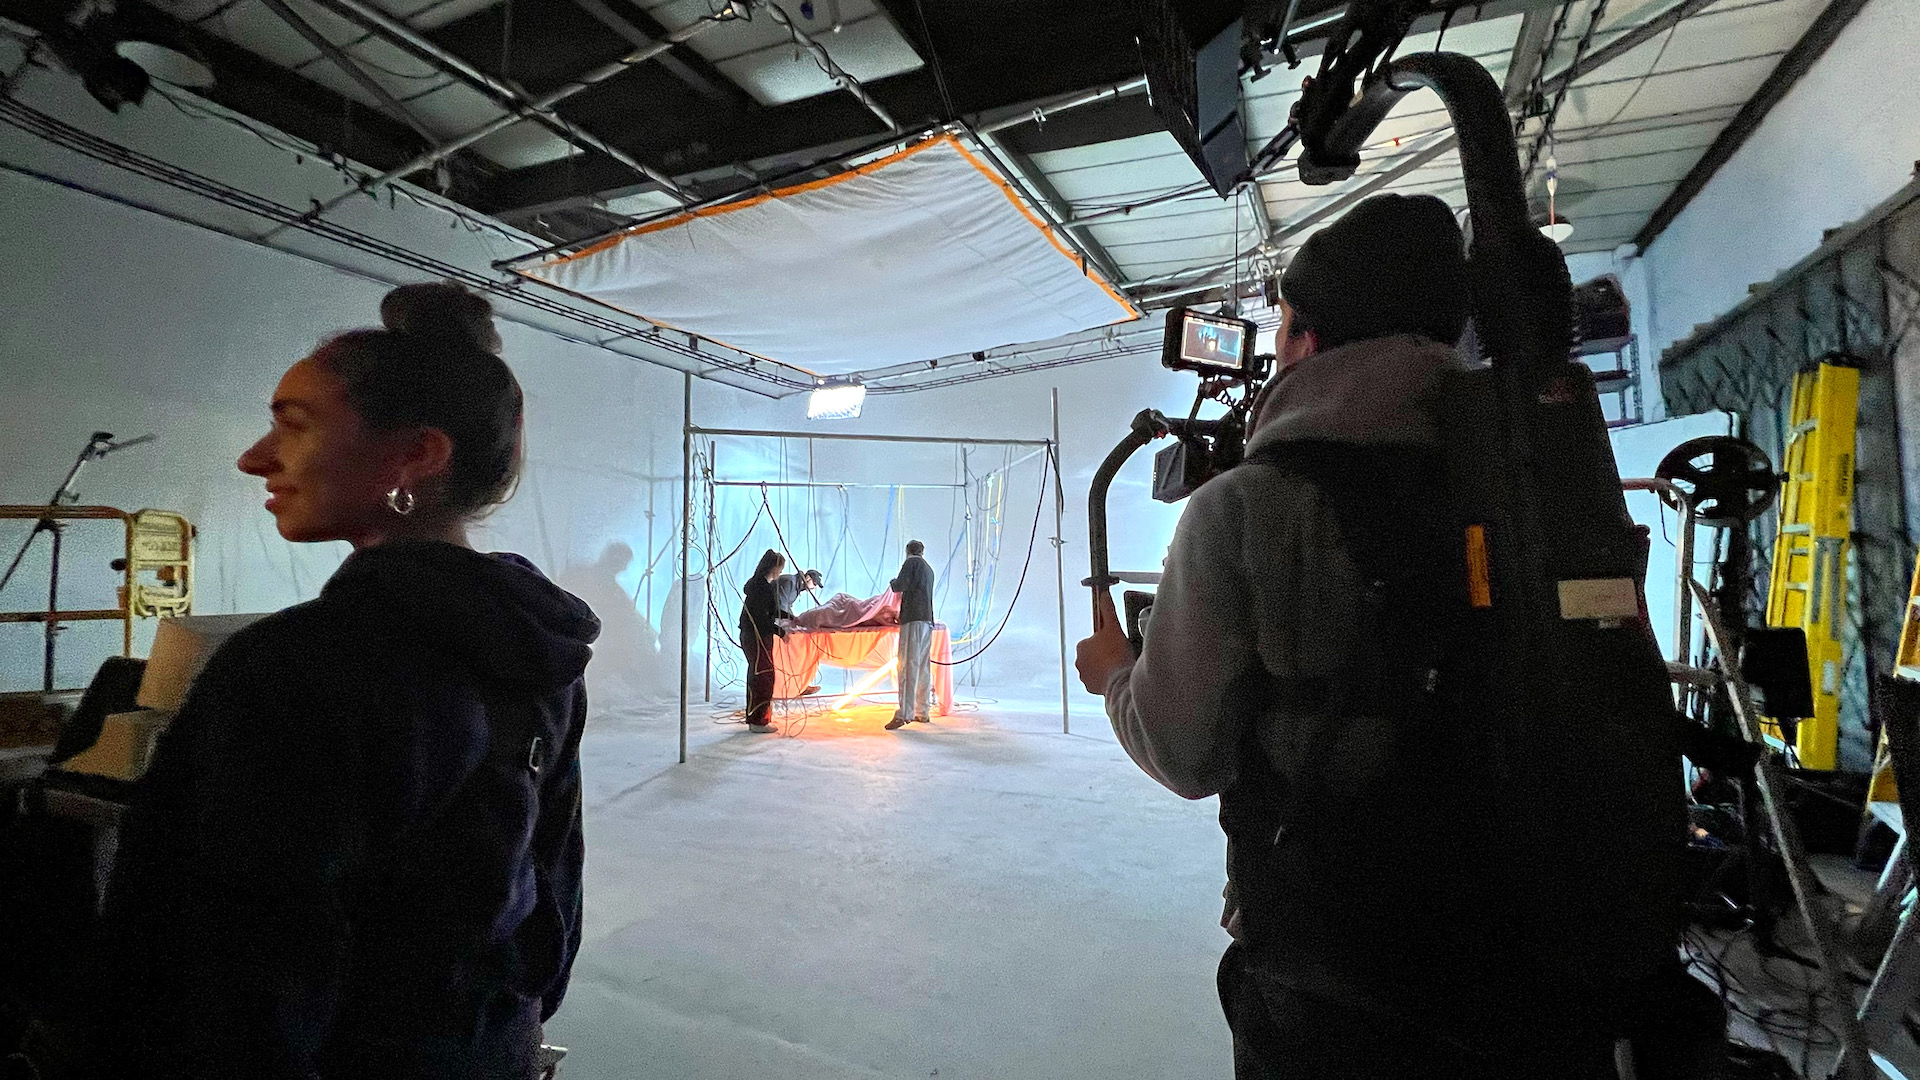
[548, 689, 1920, 1080]
[548, 694, 1234, 1079]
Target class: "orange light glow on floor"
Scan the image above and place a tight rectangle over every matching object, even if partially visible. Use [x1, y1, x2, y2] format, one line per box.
[831, 660, 898, 713]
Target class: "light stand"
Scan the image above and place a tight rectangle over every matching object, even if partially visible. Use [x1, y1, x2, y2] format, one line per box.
[0, 431, 154, 691]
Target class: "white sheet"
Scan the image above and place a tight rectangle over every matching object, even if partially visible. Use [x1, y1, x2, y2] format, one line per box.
[522, 137, 1138, 375]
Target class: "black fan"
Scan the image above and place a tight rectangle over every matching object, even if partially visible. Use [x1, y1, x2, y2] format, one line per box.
[1655, 435, 1778, 529]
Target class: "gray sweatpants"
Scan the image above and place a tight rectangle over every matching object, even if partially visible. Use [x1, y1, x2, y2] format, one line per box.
[894, 620, 933, 721]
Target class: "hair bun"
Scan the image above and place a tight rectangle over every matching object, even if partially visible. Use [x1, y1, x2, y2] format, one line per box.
[380, 282, 502, 354]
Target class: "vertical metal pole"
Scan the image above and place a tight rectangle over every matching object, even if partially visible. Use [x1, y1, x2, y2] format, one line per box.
[646, 442, 656, 618]
[1052, 389, 1069, 734]
[679, 373, 692, 765]
[704, 442, 715, 703]
[120, 520, 132, 658]
[1674, 500, 1696, 672]
[1690, 579, 1875, 1079]
[962, 447, 974, 631]
[43, 522, 62, 693]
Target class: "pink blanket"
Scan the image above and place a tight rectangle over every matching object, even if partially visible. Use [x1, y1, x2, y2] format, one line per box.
[788, 591, 900, 630]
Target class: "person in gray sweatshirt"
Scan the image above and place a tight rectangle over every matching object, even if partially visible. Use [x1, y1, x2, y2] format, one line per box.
[773, 568, 823, 620]
[886, 540, 936, 729]
[1076, 194, 1635, 1078]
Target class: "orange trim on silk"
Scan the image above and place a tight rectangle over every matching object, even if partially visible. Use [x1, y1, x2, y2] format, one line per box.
[540, 136, 956, 267]
[529, 134, 1138, 323]
[944, 138, 1137, 318]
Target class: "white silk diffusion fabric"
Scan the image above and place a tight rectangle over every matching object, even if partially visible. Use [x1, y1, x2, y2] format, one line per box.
[520, 136, 1138, 374]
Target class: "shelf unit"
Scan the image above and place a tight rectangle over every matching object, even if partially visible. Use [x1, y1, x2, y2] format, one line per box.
[1573, 333, 1644, 429]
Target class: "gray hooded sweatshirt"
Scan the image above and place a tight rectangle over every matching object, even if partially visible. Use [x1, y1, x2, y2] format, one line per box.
[1104, 334, 1465, 799]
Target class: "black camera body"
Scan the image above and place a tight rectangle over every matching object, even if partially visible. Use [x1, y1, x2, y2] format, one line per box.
[1150, 308, 1266, 504]
[1151, 412, 1248, 503]
[1084, 309, 1272, 649]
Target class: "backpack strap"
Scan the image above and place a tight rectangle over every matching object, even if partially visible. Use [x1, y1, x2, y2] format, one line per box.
[1219, 439, 1475, 952]
[1239, 439, 1460, 710]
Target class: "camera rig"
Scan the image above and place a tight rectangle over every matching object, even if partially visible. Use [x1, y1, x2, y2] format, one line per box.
[1147, 306, 1270, 505]
[1089, 0, 1582, 622]
[1084, 0, 1733, 1050]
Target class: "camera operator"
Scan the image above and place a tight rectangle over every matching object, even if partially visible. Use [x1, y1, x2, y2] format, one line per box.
[1075, 193, 1611, 1077]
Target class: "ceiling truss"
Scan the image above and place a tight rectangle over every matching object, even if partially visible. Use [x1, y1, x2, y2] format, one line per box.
[0, 0, 1849, 391]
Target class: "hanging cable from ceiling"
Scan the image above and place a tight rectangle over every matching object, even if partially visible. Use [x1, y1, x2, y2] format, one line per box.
[909, 0, 956, 122]
[1523, 0, 1611, 179]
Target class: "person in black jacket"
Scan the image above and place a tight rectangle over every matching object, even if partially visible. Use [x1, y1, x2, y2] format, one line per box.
[39, 283, 599, 1080]
[738, 549, 788, 733]
[885, 540, 936, 731]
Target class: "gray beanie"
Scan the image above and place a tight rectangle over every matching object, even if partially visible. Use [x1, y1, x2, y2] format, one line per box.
[1279, 193, 1471, 350]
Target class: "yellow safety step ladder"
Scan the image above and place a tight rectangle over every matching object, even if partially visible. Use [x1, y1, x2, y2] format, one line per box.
[1763, 360, 1859, 771]
[1867, 554, 1920, 803]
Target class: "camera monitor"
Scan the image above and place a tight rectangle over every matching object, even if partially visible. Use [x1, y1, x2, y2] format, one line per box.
[1162, 307, 1261, 377]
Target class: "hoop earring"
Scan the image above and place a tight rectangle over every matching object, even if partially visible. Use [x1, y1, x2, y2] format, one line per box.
[386, 487, 416, 516]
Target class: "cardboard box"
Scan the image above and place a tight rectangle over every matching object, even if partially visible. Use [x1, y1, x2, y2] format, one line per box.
[137, 613, 265, 711]
[62, 708, 169, 780]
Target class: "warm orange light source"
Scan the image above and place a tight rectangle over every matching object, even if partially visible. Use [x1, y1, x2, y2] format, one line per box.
[831, 660, 898, 713]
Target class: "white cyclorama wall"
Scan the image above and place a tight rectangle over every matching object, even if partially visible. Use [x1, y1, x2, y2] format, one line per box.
[0, 46, 775, 695]
[0, 41, 1194, 706]
[1636, 0, 1920, 357]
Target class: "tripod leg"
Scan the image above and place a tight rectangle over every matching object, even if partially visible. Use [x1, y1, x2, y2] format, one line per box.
[0, 517, 48, 596]
[44, 521, 62, 692]
[1860, 679, 1920, 1052]
[1690, 580, 1875, 1079]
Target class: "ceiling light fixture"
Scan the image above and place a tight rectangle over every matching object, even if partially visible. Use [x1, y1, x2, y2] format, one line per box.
[115, 35, 213, 89]
[46, 0, 216, 111]
[1538, 153, 1573, 245]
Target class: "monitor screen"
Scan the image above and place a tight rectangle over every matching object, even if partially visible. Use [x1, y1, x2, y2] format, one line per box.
[1180, 313, 1248, 371]
[1162, 307, 1259, 376]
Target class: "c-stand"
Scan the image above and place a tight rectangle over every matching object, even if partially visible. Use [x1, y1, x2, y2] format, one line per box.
[0, 431, 154, 691]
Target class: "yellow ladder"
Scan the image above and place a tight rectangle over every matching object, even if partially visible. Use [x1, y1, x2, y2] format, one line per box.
[1763, 361, 1860, 771]
[1868, 554, 1920, 802]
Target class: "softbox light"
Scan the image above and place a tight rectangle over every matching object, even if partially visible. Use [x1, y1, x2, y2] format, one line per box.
[807, 382, 866, 420]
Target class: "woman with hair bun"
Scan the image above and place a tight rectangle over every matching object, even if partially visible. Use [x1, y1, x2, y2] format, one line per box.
[382, 279, 504, 355]
[52, 282, 599, 1078]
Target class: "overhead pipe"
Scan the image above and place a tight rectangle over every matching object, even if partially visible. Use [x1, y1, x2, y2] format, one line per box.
[975, 76, 1149, 135]
[256, 0, 442, 146]
[306, 0, 529, 102]
[303, 0, 692, 188]
[968, 127, 1131, 293]
[295, 0, 730, 202]
[270, 13, 734, 238]
[757, 0, 898, 132]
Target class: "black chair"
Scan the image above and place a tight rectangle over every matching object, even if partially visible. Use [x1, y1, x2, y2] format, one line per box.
[48, 656, 146, 766]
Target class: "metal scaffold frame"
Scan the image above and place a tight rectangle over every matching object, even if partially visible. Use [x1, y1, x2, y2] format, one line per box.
[675, 391, 1070, 763]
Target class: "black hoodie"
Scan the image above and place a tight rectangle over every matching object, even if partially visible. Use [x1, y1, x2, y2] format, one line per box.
[79, 541, 599, 1079]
